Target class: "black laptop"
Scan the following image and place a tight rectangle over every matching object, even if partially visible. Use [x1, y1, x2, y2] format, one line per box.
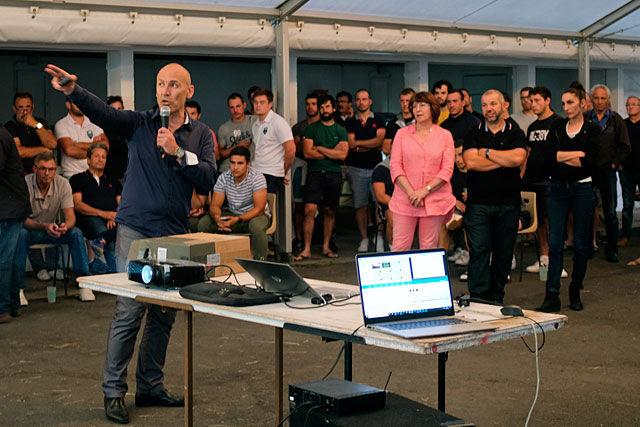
[235, 258, 325, 301]
[355, 249, 497, 338]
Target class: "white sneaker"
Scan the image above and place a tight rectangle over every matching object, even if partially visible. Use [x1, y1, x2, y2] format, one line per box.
[511, 255, 517, 271]
[561, 269, 569, 278]
[448, 247, 463, 262]
[36, 269, 51, 281]
[375, 235, 385, 253]
[48, 269, 65, 280]
[455, 250, 470, 266]
[79, 288, 95, 302]
[358, 238, 369, 252]
[459, 271, 468, 281]
[20, 289, 28, 306]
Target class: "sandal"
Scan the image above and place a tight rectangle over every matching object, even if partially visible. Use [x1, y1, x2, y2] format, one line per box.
[293, 254, 310, 261]
[322, 251, 339, 259]
[626, 258, 640, 266]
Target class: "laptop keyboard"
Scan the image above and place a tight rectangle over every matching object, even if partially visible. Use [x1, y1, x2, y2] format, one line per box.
[385, 317, 467, 331]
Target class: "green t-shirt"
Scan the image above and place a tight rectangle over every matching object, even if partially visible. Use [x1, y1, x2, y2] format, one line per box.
[304, 121, 348, 173]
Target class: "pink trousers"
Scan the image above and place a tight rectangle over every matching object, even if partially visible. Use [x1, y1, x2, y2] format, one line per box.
[392, 213, 448, 251]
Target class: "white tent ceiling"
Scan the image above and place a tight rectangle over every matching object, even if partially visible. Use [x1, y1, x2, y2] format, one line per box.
[1, 0, 639, 63]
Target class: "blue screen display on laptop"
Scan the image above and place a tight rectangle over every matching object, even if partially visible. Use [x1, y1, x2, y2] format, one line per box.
[357, 250, 453, 322]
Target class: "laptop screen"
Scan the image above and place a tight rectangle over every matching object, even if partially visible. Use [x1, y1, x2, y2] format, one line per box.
[356, 249, 455, 325]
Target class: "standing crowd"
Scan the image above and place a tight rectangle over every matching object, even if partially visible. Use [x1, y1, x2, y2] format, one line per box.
[0, 62, 638, 423]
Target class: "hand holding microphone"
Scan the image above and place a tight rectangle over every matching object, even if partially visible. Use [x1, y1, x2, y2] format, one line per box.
[158, 106, 171, 156]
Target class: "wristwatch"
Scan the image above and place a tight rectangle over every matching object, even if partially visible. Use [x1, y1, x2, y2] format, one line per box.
[174, 146, 185, 160]
[485, 148, 490, 159]
[237, 217, 243, 224]
[35, 122, 43, 130]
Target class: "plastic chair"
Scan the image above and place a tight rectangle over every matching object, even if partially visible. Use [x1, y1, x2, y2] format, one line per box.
[517, 191, 540, 282]
[29, 243, 71, 296]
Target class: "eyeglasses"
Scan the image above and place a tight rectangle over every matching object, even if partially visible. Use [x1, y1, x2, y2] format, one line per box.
[37, 167, 56, 173]
[411, 102, 430, 109]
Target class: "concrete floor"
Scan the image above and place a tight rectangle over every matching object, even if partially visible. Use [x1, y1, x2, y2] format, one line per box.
[1, 216, 639, 427]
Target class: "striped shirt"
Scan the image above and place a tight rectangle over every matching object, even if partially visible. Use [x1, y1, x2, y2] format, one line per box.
[214, 167, 270, 217]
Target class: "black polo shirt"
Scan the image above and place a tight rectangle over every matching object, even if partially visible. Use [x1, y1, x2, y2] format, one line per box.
[464, 121, 527, 206]
[69, 170, 122, 218]
[4, 116, 51, 172]
[441, 110, 481, 142]
[385, 114, 415, 143]
[345, 112, 386, 170]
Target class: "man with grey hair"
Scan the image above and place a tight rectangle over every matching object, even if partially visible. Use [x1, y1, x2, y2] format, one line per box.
[619, 96, 640, 249]
[590, 84, 631, 263]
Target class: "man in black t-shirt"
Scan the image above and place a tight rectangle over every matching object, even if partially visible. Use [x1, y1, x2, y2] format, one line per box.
[70, 143, 122, 273]
[372, 156, 394, 251]
[462, 90, 527, 303]
[4, 92, 57, 173]
[345, 89, 386, 252]
[441, 89, 481, 143]
[382, 88, 415, 155]
[522, 86, 563, 275]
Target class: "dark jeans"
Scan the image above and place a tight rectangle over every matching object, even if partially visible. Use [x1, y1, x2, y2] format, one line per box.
[16, 227, 91, 291]
[547, 181, 595, 293]
[76, 215, 117, 272]
[0, 219, 24, 314]
[619, 168, 640, 239]
[597, 167, 619, 254]
[464, 203, 519, 303]
[102, 224, 176, 398]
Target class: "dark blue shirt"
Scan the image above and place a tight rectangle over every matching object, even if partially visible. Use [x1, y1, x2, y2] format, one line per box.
[590, 108, 611, 130]
[68, 85, 216, 237]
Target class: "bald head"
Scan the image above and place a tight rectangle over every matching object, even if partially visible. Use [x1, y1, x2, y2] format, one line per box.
[156, 63, 194, 116]
[481, 89, 506, 125]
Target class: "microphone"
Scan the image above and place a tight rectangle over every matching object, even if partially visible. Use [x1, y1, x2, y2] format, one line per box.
[159, 106, 170, 156]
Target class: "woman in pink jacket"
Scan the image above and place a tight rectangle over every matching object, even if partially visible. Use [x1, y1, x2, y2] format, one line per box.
[389, 91, 456, 251]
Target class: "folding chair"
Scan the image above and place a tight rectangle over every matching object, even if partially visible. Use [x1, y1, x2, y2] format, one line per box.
[517, 191, 540, 282]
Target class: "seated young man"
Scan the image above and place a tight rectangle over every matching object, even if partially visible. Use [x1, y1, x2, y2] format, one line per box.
[441, 139, 470, 266]
[372, 155, 394, 252]
[70, 143, 121, 273]
[197, 146, 270, 260]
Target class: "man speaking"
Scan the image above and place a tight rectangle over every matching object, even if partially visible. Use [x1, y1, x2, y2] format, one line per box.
[45, 63, 216, 424]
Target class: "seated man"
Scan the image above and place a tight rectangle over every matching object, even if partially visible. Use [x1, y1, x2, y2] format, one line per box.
[372, 155, 394, 252]
[70, 143, 122, 273]
[17, 151, 94, 302]
[197, 146, 270, 260]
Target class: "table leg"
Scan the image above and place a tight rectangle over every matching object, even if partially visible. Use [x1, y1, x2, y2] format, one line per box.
[344, 341, 352, 381]
[275, 327, 283, 426]
[184, 311, 193, 427]
[438, 352, 448, 412]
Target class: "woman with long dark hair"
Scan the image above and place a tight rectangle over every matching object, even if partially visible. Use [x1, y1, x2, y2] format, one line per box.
[536, 84, 600, 312]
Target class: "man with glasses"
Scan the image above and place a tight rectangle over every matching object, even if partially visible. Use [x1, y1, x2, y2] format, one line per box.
[16, 151, 93, 303]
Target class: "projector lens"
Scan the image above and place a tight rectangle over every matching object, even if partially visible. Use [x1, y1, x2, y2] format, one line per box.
[141, 265, 154, 284]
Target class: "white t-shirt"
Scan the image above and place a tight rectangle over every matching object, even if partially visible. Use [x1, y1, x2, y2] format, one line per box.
[251, 110, 293, 177]
[54, 113, 104, 178]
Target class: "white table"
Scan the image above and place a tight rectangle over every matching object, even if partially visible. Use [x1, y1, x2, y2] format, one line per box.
[79, 272, 567, 426]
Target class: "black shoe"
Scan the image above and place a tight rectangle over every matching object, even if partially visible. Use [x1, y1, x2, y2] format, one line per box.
[135, 390, 184, 407]
[569, 285, 584, 311]
[605, 251, 619, 263]
[104, 397, 129, 424]
[535, 292, 561, 313]
[329, 238, 338, 254]
[10, 308, 21, 317]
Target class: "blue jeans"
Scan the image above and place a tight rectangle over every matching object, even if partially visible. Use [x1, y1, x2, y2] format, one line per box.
[547, 181, 595, 293]
[16, 227, 91, 290]
[76, 215, 117, 272]
[102, 224, 176, 398]
[464, 203, 520, 303]
[619, 168, 640, 239]
[0, 219, 24, 314]
[597, 167, 619, 254]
